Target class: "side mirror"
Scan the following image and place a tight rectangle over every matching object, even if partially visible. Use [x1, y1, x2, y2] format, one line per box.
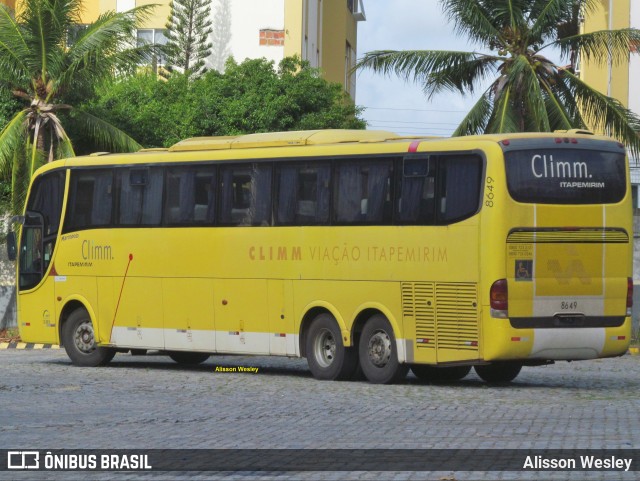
[6, 231, 17, 261]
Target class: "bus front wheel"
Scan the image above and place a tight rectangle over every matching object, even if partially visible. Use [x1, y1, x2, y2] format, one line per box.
[306, 313, 358, 380]
[474, 362, 522, 383]
[62, 308, 115, 367]
[358, 314, 408, 384]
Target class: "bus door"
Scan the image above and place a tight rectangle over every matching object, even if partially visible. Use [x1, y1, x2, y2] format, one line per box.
[17, 212, 58, 344]
[15, 170, 65, 345]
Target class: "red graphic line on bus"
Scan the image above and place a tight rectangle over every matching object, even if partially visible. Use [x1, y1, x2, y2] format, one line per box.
[110, 253, 134, 342]
[408, 141, 421, 153]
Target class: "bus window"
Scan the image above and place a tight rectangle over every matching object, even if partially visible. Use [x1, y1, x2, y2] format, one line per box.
[219, 163, 272, 226]
[397, 156, 436, 224]
[504, 149, 625, 204]
[20, 171, 64, 289]
[164, 166, 217, 225]
[65, 169, 113, 231]
[118, 167, 164, 226]
[334, 159, 393, 224]
[28, 171, 65, 236]
[276, 163, 330, 225]
[438, 154, 482, 223]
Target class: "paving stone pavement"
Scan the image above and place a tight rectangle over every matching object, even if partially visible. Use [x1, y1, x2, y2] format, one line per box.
[1, 349, 639, 481]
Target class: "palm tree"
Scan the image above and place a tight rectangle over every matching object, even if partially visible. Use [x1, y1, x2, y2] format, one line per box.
[0, 0, 157, 213]
[357, 0, 640, 154]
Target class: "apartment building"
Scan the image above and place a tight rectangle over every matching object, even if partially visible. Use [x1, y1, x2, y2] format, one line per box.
[581, 0, 640, 204]
[0, 0, 365, 99]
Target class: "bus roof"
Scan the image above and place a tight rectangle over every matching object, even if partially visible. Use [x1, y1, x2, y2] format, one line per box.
[32, 129, 621, 177]
[166, 129, 409, 151]
[157, 129, 617, 153]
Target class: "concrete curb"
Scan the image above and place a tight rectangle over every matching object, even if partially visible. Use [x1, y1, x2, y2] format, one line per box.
[0, 342, 60, 350]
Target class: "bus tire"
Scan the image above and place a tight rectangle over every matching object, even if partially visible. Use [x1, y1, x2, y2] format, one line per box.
[62, 308, 115, 367]
[306, 313, 358, 381]
[358, 314, 408, 384]
[410, 364, 471, 382]
[474, 362, 522, 383]
[168, 352, 210, 365]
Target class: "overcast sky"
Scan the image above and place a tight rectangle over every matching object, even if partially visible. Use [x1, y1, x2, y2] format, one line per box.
[354, 1, 482, 137]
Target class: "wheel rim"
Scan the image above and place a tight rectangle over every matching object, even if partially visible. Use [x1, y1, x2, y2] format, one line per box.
[313, 328, 336, 368]
[367, 329, 392, 367]
[73, 320, 96, 354]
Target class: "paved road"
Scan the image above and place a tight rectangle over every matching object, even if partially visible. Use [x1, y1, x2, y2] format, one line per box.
[1, 349, 639, 480]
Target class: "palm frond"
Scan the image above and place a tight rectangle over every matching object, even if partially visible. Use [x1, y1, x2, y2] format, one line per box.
[0, 109, 28, 178]
[453, 89, 493, 136]
[70, 108, 142, 153]
[529, 0, 572, 43]
[58, 5, 159, 91]
[0, 5, 30, 86]
[55, 134, 75, 160]
[10, 140, 30, 214]
[547, 75, 587, 128]
[486, 84, 520, 133]
[440, 0, 502, 46]
[538, 78, 574, 131]
[563, 70, 640, 157]
[356, 50, 499, 96]
[554, 28, 640, 67]
[519, 56, 550, 131]
[422, 54, 501, 98]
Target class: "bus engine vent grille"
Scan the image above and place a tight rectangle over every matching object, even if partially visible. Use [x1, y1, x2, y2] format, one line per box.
[402, 282, 435, 350]
[435, 283, 479, 351]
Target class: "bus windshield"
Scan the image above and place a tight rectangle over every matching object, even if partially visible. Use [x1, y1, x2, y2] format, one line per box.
[504, 149, 626, 204]
[19, 171, 65, 290]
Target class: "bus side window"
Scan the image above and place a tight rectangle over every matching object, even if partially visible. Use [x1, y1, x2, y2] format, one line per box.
[437, 155, 482, 223]
[118, 168, 164, 226]
[334, 159, 393, 224]
[65, 170, 113, 231]
[164, 166, 216, 225]
[276, 163, 330, 225]
[220, 164, 272, 226]
[397, 156, 435, 225]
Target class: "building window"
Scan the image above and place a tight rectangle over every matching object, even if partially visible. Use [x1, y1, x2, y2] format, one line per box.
[345, 41, 356, 96]
[347, 0, 366, 21]
[137, 29, 168, 65]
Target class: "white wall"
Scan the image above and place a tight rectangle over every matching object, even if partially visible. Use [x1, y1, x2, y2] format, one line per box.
[223, 0, 285, 67]
[116, 0, 135, 13]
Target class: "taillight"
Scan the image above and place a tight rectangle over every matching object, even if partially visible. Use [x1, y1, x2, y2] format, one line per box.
[627, 277, 633, 315]
[490, 279, 508, 315]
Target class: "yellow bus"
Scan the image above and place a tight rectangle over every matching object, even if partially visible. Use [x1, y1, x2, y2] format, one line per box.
[8, 129, 633, 384]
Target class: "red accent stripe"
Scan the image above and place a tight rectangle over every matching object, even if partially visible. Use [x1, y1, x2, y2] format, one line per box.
[110, 254, 134, 342]
[408, 141, 421, 153]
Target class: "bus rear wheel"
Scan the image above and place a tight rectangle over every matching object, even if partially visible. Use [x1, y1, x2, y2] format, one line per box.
[358, 314, 408, 384]
[306, 313, 358, 380]
[168, 352, 210, 365]
[474, 362, 522, 383]
[62, 308, 115, 367]
[410, 365, 471, 382]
